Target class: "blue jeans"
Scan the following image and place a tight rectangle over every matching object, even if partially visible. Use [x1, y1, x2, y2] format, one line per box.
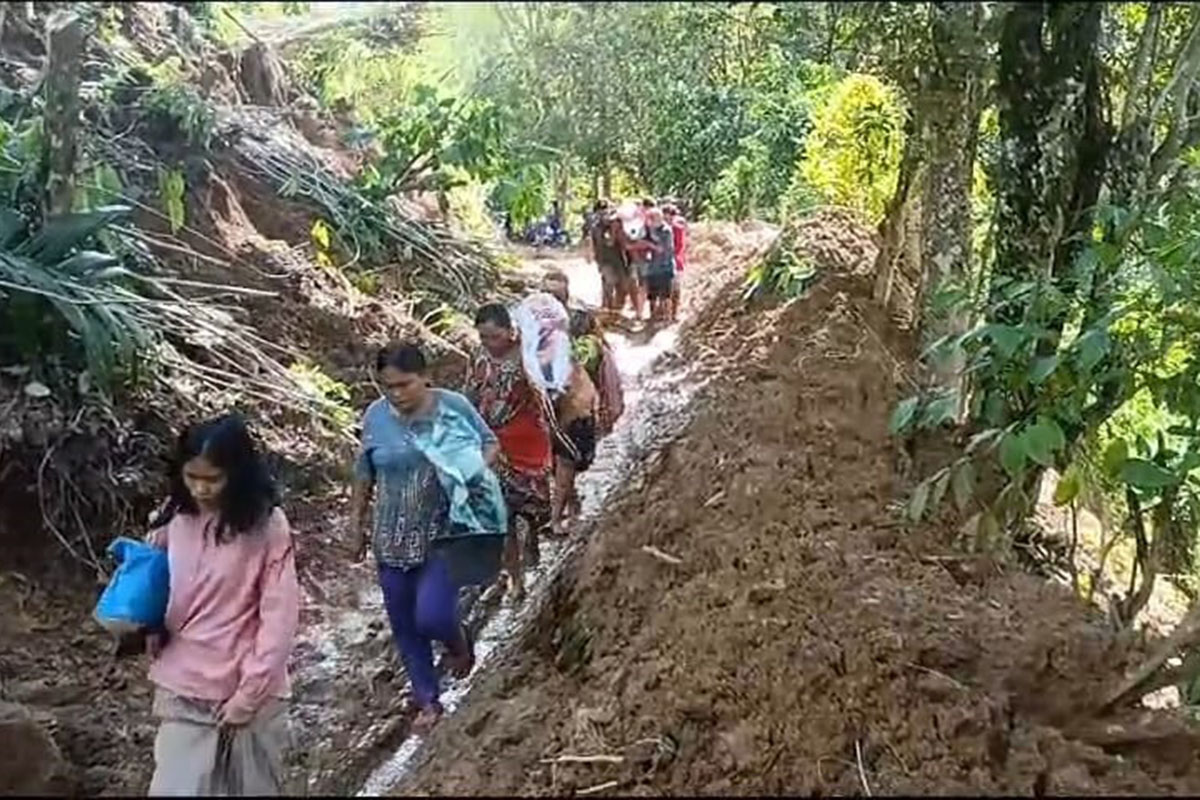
[378, 557, 461, 709]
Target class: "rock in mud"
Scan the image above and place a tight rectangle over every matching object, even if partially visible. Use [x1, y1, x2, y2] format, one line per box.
[0, 701, 71, 794]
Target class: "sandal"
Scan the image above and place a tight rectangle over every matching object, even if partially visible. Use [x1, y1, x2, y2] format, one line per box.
[448, 623, 476, 680]
[523, 524, 542, 568]
[411, 701, 444, 735]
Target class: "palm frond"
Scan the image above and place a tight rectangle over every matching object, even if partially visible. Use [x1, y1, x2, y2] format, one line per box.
[0, 206, 356, 438]
[222, 109, 508, 309]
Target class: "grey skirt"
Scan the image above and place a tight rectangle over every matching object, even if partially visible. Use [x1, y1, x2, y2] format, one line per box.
[148, 689, 289, 797]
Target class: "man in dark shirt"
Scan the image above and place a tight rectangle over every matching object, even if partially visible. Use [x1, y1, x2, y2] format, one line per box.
[588, 199, 632, 314]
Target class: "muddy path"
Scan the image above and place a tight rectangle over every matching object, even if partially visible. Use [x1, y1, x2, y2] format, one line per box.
[289, 223, 779, 796]
[391, 230, 1200, 795]
[0, 223, 769, 798]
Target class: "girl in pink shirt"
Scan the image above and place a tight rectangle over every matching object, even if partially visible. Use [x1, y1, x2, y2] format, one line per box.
[144, 414, 299, 796]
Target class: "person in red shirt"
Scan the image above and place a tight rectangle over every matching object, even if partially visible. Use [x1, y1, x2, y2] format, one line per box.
[466, 304, 564, 600]
[664, 203, 688, 322]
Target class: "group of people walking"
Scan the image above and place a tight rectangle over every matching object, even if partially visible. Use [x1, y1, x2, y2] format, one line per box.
[136, 270, 623, 795]
[585, 197, 688, 323]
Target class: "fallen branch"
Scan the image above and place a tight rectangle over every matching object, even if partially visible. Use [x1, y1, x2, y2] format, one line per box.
[641, 545, 683, 565]
[539, 754, 624, 765]
[855, 739, 873, 797]
[578, 780, 620, 796]
[1102, 599, 1200, 710]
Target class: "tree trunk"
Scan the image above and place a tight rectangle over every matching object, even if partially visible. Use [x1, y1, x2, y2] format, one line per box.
[982, 0, 1104, 441]
[555, 159, 570, 216]
[239, 42, 293, 106]
[990, 3, 1103, 318]
[1045, 3, 1108, 342]
[989, 3, 1051, 323]
[915, 3, 986, 390]
[43, 11, 85, 217]
[899, 188, 924, 328]
[872, 113, 922, 311]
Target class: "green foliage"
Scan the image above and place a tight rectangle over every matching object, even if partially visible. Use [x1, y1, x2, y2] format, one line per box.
[288, 360, 354, 431]
[488, 164, 551, 231]
[444, 182, 499, 240]
[193, 2, 311, 45]
[0, 203, 361, 433]
[743, 226, 818, 302]
[140, 59, 215, 149]
[74, 162, 124, 214]
[157, 168, 187, 233]
[357, 87, 508, 198]
[0, 206, 151, 388]
[0, 114, 46, 209]
[798, 73, 905, 221]
[709, 140, 769, 222]
[310, 218, 336, 269]
[297, 34, 421, 121]
[899, 182, 1200, 578]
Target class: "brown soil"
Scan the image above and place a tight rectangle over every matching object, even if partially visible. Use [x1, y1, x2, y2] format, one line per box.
[395, 218, 1200, 796]
[0, 185, 762, 794]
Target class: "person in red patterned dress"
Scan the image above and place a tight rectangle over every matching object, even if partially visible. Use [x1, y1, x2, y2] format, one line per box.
[464, 303, 568, 600]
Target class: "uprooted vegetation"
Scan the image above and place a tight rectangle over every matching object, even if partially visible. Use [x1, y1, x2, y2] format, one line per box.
[0, 5, 522, 793]
[0, 2, 516, 582]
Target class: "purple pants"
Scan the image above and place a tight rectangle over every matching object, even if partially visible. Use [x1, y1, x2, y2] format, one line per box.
[378, 557, 461, 709]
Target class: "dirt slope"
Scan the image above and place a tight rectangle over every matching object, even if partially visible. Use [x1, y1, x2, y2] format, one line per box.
[396, 223, 1200, 796]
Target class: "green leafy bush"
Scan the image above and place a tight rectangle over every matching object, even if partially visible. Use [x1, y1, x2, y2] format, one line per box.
[141, 58, 215, 149]
[894, 190, 1200, 610]
[709, 140, 769, 222]
[0, 206, 155, 387]
[743, 227, 817, 301]
[797, 73, 905, 222]
[288, 361, 354, 431]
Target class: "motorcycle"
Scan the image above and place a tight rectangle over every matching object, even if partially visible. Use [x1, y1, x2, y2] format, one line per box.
[523, 218, 571, 248]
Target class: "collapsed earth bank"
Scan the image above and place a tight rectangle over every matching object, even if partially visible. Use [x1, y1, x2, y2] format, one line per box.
[396, 214, 1200, 797]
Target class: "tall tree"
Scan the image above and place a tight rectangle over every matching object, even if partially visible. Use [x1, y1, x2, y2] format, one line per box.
[914, 2, 988, 390]
[44, 11, 87, 216]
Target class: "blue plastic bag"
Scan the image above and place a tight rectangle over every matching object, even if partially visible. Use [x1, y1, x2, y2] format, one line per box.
[94, 537, 170, 634]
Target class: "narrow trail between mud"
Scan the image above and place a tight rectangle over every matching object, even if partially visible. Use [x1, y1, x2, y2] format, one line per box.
[290, 225, 778, 796]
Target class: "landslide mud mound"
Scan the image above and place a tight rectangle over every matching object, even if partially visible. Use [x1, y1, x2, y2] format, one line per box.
[397, 226, 1200, 796]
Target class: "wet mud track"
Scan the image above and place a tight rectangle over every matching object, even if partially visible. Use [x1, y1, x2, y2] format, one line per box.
[290, 224, 778, 796]
[390, 223, 1200, 796]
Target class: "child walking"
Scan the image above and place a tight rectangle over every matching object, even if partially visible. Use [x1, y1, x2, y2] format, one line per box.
[144, 413, 299, 796]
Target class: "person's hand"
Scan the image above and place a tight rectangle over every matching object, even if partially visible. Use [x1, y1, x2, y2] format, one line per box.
[483, 443, 500, 467]
[216, 697, 255, 728]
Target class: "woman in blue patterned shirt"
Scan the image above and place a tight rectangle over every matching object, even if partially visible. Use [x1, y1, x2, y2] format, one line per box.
[349, 343, 506, 733]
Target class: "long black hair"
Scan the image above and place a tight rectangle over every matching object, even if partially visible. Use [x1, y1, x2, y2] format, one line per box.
[474, 303, 512, 329]
[152, 413, 278, 543]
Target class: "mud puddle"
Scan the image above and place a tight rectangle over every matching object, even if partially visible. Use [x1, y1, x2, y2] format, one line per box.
[354, 258, 709, 796]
